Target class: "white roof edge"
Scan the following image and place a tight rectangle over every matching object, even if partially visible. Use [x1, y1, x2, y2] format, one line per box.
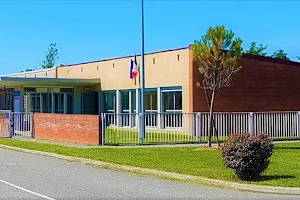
[0, 76, 100, 83]
[2, 67, 56, 77]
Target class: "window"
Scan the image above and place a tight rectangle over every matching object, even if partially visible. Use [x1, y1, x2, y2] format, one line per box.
[81, 67, 83, 72]
[131, 91, 136, 112]
[121, 91, 129, 112]
[145, 90, 157, 127]
[162, 91, 182, 128]
[30, 94, 41, 112]
[153, 58, 155, 64]
[29, 88, 73, 114]
[25, 88, 36, 92]
[68, 69, 70, 74]
[61, 88, 73, 93]
[103, 91, 116, 126]
[67, 94, 73, 114]
[177, 54, 180, 61]
[46, 72, 48, 77]
[103, 91, 116, 113]
[113, 63, 115, 68]
[42, 93, 50, 113]
[163, 91, 182, 112]
[97, 66, 99, 71]
[145, 91, 157, 112]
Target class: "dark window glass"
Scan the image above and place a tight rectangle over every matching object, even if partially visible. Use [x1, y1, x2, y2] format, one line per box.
[121, 91, 129, 111]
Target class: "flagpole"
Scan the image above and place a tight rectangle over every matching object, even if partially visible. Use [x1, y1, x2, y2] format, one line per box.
[140, 0, 146, 142]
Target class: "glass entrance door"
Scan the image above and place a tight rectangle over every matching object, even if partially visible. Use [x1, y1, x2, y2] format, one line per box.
[82, 93, 96, 114]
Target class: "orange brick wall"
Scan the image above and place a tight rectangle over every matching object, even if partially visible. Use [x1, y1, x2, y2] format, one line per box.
[34, 113, 101, 145]
[190, 53, 300, 112]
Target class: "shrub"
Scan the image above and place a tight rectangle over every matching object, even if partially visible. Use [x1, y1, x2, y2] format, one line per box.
[221, 133, 274, 181]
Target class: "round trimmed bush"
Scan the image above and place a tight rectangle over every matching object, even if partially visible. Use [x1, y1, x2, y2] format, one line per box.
[221, 133, 274, 181]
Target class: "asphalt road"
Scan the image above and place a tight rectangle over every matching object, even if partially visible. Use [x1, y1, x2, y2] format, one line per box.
[0, 148, 298, 200]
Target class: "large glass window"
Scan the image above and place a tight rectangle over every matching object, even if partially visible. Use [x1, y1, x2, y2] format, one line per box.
[67, 94, 73, 114]
[103, 91, 116, 113]
[131, 91, 136, 113]
[27, 88, 73, 114]
[163, 91, 182, 112]
[30, 94, 41, 112]
[42, 93, 51, 113]
[121, 91, 130, 127]
[145, 90, 157, 127]
[145, 91, 157, 112]
[121, 91, 129, 112]
[103, 91, 116, 126]
[0, 88, 14, 111]
[162, 91, 182, 128]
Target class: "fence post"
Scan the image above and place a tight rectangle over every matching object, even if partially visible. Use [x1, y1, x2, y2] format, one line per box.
[8, 112, 13, 138]
[297, 111, 300, 138]
[196, 113, 201, 142]
[101, 113, 106, 146]
[248, 112, 254, 135]
[30, 113, 34, 138]
[138, 113, 143, 144]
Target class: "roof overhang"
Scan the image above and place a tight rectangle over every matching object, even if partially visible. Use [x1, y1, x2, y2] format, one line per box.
[0, 77, 100, 87]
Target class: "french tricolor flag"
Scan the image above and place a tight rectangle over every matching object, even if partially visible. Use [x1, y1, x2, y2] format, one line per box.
[130, 55, 138, 79]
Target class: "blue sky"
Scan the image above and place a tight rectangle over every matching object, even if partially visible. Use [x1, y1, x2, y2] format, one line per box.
[0, 0, 299, 74]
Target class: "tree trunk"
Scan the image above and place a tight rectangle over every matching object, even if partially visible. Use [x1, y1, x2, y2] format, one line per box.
[208, 89, 216, 147]
[203, 82, 220, 147]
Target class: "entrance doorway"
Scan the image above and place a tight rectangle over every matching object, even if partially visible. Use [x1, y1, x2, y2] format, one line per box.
[82, 92, 99, 115]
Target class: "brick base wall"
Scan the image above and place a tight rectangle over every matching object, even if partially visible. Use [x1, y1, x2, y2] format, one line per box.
[34, 113, 101, 145]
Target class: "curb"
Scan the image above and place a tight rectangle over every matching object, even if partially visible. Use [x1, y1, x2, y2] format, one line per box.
[0, 144, 299, 195]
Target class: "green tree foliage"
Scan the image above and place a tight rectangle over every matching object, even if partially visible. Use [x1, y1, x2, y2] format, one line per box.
[192, 25, 243, 147]
[245, 42, 268, 56]
[271, 49, 289, 60]
[42, 43, 59, 69]
[21, 68, 35, 73]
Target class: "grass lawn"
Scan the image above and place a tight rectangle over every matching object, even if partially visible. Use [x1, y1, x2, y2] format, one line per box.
[105, 128, 198, 144]
[0, 138, 299, 187]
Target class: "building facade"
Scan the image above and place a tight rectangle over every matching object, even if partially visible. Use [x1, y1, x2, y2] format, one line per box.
[1, 45, 300, 120]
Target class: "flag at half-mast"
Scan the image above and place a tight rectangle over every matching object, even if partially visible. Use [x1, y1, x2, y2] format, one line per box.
[130, 55, 138, 79]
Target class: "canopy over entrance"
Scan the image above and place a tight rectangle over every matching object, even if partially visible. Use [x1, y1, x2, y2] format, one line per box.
[0, 77, 100, 87]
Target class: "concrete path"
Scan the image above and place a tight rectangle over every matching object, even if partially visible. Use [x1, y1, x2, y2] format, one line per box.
[0, 148, 299, 200]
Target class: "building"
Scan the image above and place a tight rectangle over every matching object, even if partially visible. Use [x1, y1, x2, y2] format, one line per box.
[1, 45, 300, 120]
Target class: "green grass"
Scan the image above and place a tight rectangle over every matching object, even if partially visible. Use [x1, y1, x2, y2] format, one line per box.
[105, 128, 227, 145]
[0, 138, 299, 187]
[105, 128, 300, 145]
[105, 128, 197, 144]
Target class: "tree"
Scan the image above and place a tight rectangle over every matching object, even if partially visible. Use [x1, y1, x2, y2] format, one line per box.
[271, 49, 289, 60]
[42, 43, 59, 69]
[245, 41, 268, 56]
[21, 68, 35, 73]
[297, 56, 300, 61]
[192, 25, 243, 147]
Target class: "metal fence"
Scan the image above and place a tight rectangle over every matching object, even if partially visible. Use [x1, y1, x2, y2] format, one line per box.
[102, 111, 300, 145]
[12, 112, 33, 138]
[102, 113, 198, 145]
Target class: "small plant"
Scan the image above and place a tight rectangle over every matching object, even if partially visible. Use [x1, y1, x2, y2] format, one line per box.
[221, 133, 274, 181]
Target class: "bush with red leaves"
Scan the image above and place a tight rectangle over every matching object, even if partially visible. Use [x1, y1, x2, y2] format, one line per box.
[221, 133, 274, 181]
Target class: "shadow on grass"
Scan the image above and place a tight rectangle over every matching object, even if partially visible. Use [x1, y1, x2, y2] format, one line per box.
[253, 175, 296, 182]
